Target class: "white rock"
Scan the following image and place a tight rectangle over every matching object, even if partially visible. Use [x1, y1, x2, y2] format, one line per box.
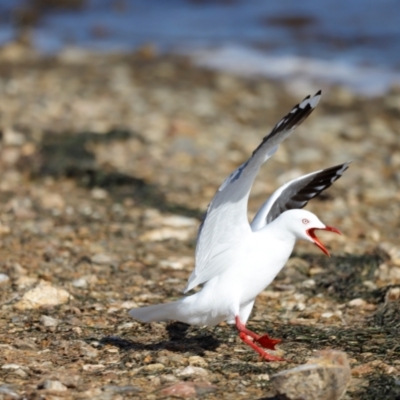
[2, 363, 22, 370]
[72, 277, 88, 288]
[3, 128, 26, 146]
[82, 364, 105, 372]
[91, 187, 108, 199]
[41, 380, 68, 391]
[159, 256, 193, 270]
[40, 315, 59, 327]
[140, 227, 193, 242]
[302, 279, 316, 288]
[14, 282, 73, 310]
[161, 215, 198, 228]
[256, 373, 270, 381]
[348, 298, 366, 308]
[176, 365, 208, 377]
[91, 253, 114, 265]
[0, 273, 10, 285]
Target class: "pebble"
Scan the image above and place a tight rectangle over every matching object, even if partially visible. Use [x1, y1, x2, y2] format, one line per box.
[77, 342, 98, 359]
[91, 187, 108, 199]
[91, 253, 114, 265]
[188, 356, 208, 368]
[40, 193, 65, 210]
[0, 223, 10, 235]
[40, 380, 68, 391]
[1, 364, 28, 378]
[0, 385, 19, 398]
[159, 256, 193, 270]
[158, 381, 217, 398]
[14, 282, 73, 310]
[141, 363, 165, 373]
[160, 215, 198, 228]
[176, 366, 208, 377]
[348, 298, 367, 308]
[139, 227, 193, 242]
[40, 315, 59, 327]
[82, 364, 105, 372]
[0, 273, 10, 285]
[72, 277, 88, 288]
[270, 350, 351, 400]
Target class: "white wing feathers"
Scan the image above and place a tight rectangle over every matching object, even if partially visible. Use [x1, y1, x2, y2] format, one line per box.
[184, 91, 322, 293]
[250, 162, 350, 231]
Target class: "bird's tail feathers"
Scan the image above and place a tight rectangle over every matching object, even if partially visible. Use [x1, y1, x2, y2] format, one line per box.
[129, 301, 180, 323]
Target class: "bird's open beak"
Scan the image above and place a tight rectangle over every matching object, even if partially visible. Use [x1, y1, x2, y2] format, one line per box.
[306, 226, 341, 256]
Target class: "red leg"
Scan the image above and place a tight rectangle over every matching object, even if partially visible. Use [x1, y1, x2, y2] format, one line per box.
[235, 316, 284, 360]
[239, 332, 284, 362]
[235, 316, 261, 340]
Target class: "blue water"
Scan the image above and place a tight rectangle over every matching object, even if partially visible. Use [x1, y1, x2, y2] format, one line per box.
[1, 0, 400, 94]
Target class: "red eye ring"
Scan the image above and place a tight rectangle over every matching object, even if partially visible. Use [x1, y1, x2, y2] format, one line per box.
[302, 218, 309, 224]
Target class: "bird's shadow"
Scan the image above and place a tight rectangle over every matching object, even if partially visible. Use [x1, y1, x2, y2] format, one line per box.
[98, 322, 221, 356]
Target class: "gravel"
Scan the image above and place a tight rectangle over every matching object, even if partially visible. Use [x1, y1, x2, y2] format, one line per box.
[0, 42, 399, 399]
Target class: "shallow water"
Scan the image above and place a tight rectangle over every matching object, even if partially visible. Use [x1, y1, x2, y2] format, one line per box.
[1, 0, 400, 94]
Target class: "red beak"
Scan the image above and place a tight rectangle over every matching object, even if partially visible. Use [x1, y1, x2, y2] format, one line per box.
[306, 226, 341, 257]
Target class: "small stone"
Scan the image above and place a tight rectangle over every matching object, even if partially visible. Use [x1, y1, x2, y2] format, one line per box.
[72, 277, 88, 288]
[159, 381, 216, 398]
[3, 128, 26, 146]
[2, 364, 22, 370]
[348, 298, 367, 308]
[13, 368, 28, 378]
[270, 350, 351, 400]
[159, 382, 196, 398]
[0, 384, 19, 398]
[40, 315, 59, 327]
[14, 282, 73, 310]
[41, 380, 68, 391]
[15, 275, 38, 289]
[40, 193, 65, 210]
[159, 256, 193, 270]
[91, 253, 114, 265]
[142, 363, 165, 373]
[91, 187, 108, 199]
[0, 224, 11, 235]
[302, 279, 316, 288]
[140, 227, 193, 242]
[161, 215, 198, 228]
[0, 273, 10, 285]
[256, 373, 270, 381]
[82, 364, 105, 372]
[79, 342, 99, 358]
[188, 356, 208, 368]
[176, 366, 208, 377]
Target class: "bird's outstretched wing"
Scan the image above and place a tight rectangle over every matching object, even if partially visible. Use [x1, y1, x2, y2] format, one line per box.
[251, 162, 350, 231]
[184, 91, 322, 292]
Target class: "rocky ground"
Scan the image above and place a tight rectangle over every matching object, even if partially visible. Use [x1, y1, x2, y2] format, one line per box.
[0, 42, 399, 399]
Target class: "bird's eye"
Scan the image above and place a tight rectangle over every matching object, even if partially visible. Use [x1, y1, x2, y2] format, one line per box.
[302, 218, 309, 224]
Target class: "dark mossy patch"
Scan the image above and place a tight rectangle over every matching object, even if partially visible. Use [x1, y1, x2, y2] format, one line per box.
[353, 374, 400, 400]
[302, 254, 383, 302]
[28, 129, 203, 218]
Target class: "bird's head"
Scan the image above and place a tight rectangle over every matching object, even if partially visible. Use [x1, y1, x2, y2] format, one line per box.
[280, 209, 341, 256]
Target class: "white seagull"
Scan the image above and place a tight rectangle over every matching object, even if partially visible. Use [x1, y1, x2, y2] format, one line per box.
[129, 91, 350, 361]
